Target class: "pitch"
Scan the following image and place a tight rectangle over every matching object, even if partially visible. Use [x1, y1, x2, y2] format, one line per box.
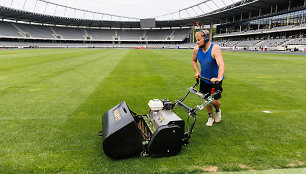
[0, 49, 305, 173]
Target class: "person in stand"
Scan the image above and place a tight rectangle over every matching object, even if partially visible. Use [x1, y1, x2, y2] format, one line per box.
[192, 30, 225, 126]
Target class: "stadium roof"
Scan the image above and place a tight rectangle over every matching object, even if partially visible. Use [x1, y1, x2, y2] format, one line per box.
[0, 0, 294, 28]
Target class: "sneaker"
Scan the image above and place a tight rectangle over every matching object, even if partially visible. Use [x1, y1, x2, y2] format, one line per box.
[215, 109, 221, 123]
[206, 117, 214, 126]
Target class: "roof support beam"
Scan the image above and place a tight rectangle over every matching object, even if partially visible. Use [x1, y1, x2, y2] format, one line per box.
[23, 0, 27, 10]
[44, 2, 48, 14]
[209, 21, 213, 42]
[191, 7, 199, 16]
[10, 0, 14, 8]
[54, 5, 57, 16]
[74, 9, 77, 18]
[220, 0, 227, 6]
[34, 0, 38, 12]
[197, 6, 205, 14]
[211, 0, 219, 8]
[274, 4, 278, 14]
[64, 7, 67, 17]
[206, 3, 213, 11]
[36, 0, 139, 21]
[186, 9, 191, 18]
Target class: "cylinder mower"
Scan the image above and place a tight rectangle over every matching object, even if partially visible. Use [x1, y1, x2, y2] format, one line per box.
[99, 77, 221, 159]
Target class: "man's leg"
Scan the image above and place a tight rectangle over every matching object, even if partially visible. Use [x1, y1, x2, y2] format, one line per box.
[212, 100, 221, 122]
[200, 81, 215, 126]
[205, 104, 214, 126]
[212, 100, 221, 111]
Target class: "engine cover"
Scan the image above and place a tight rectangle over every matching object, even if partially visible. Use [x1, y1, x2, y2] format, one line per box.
[149, 110, 184, 131]
[148, 124, 183, 157]
[146, 110, 185, 157]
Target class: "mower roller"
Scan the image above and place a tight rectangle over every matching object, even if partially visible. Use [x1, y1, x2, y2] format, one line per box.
[99, 76, 221, 159]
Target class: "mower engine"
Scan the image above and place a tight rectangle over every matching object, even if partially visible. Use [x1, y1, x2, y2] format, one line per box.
[138, 99, 185, 157]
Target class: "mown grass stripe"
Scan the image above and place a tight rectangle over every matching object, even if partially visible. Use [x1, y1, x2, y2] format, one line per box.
[0, 49, 128, 117]
[0, 49, 87, 59]
[0, 49, 101, 71]
[0, 49, 114, 97]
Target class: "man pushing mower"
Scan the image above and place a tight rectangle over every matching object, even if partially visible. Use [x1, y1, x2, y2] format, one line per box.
[192, 30, 225, 126]
[100, 30, 225, 159]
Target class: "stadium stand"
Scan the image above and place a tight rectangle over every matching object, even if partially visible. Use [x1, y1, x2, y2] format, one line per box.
[87, 29, 115, 41]
[0, 20, 191, 43]
[16, 23, 54, 39]
[117, 30, 144, 41]
[52, 27, 87, 40]
[146, 30, 173, 41]
[236, 40, 262, 47]
[0, 22, 23, 38]
[0, 0, 305, 52]
[172, 29, 192, 41]
[259, 39, 288, 47]
[287, 37, 306, 45]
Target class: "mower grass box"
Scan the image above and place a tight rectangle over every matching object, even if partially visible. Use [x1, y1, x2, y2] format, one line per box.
[102, 101, 143, 159]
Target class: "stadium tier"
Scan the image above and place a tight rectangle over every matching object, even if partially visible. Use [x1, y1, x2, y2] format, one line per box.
[0, 21, 23, 38]
[0, 21, 191, 42]
[287, 37, 306, 45]
[0, 0, 305, 51]
[16, 23, 55, 39]
[116, 30, 144, 41]
[87, 29, 115, 41]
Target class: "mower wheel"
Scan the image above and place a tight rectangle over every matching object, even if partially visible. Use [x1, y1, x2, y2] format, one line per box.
[140, 151, 149, 157]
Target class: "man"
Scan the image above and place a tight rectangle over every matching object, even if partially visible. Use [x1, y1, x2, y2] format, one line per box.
[192, 30, 225, 126]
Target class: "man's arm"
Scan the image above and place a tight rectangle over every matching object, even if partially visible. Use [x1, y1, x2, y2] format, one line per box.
[192, 46, 200, 79]
[211, 45, 225, 83]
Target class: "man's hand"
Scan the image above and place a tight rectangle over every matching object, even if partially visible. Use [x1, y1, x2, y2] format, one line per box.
[211, 78, 222, 84]
[195, 73, 201, 79]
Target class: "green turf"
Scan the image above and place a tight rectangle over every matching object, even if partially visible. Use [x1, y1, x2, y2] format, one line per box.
[0, 49, 305, 173]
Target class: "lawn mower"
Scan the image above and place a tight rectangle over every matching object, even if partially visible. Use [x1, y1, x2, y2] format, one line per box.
[99, 76, 221, 159]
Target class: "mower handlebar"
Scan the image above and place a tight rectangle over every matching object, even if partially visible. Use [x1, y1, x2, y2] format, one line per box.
[195, 76, 221, 87]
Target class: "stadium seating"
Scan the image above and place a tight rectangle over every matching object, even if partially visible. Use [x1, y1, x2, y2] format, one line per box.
[16, 23, 54, 39]
[236, 40, 262, 47]
[172, 29, 191, 41]
[0, 22, 23, 37]
[87, 29, 115, 41]
[0, 20, 192, 44]
[53, 27, 86, 40]
[287, 38, 306, 45]
[146, 30, 173, 41]
[117, 30, 145, 41]
[222, 41, 241, 47]
[259, 39, 288, 47]
[0, 20, 304, 50]
[215, 23, 306, 39]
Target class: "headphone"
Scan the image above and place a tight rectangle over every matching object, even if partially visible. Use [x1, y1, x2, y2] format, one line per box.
[201, 30, 210, 43]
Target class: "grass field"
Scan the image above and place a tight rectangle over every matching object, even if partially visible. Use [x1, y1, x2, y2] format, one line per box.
[0, 49, 305, 173]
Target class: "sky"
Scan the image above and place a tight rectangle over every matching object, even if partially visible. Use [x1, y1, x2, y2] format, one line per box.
[1, 0, 240, 20]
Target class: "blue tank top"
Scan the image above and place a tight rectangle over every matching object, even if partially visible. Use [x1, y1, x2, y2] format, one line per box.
[197, 43, 224, 84]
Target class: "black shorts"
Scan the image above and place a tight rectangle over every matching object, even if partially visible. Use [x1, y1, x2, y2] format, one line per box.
[200, 80, 223, 100]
